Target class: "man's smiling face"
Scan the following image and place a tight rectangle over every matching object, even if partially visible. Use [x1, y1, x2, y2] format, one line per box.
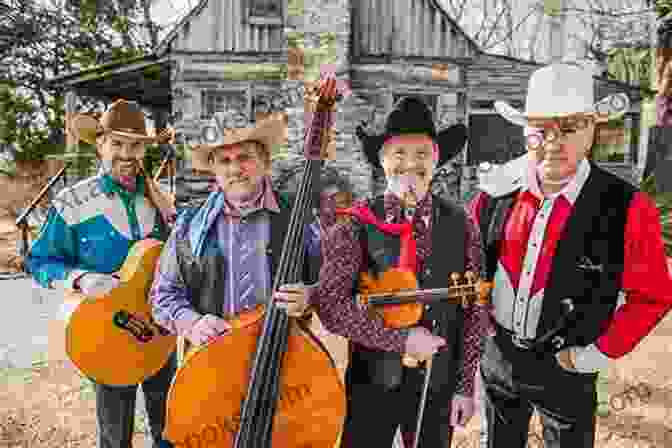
[380, 134, 436, 200]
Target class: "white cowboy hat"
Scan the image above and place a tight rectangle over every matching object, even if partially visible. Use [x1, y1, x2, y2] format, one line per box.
[494, 63, 630, 127]
[190, 112, 288, 173]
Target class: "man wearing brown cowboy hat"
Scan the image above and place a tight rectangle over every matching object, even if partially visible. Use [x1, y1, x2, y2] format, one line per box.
[295, 96, 489, 447]
[26, 99, 178, 448]
[469, 62, 672, 448]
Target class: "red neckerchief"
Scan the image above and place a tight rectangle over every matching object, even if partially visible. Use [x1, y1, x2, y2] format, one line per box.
[335, 204, 417, 272]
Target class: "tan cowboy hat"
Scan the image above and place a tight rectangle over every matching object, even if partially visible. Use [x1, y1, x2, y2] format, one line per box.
[494, 63, 630, 126]
[190, 112, 288, 173]
[69, 99, 173, 145]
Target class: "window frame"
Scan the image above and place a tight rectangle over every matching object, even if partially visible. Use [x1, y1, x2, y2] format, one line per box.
[200, 88, 252, 122]
[246, 0, 284, 26]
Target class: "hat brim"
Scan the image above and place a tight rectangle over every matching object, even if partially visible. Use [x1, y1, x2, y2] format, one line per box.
[190, 114, 288, 173]
[69, 113, 168, 145]
[495, 93, 630, 127]
[356, 123, 468, 168]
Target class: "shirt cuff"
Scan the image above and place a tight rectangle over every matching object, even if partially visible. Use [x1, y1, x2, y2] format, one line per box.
[571, 343, 611, 373]
[174, 309, 203, 337]
[64, 269, 90, 291]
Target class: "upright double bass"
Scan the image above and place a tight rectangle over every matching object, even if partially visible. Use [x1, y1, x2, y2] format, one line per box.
[163, 76, 347, 447]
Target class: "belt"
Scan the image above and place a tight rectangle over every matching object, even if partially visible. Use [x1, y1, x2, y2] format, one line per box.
[495, 322, 570, 353]
[494, 323, 536, 351]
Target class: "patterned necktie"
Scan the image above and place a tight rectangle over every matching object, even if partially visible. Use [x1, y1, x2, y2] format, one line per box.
[237, 230, 257, 309]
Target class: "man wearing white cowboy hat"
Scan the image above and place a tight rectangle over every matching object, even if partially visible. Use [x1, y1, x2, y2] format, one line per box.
[26, 99, 178, 448]
[469, 63, 672, 448]
[306, 95, 488, 448]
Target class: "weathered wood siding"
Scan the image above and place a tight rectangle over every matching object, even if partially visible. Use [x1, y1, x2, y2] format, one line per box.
[467, 53, 644, 109]
[168, 0, 284, 54]
[466, 53, 540, 105]
[352, 0, 479, 60]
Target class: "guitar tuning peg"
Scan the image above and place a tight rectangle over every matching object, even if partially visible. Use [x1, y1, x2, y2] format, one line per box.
[464, 271, 476, 283]
[450, 272, 461, 284]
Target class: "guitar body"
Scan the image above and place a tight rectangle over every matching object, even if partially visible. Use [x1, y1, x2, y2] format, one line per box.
[163, 306, 346, 448]
[64, 238, 177, 386]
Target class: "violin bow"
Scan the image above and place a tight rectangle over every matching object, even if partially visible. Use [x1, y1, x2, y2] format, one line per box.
[412, 319, 438, 448]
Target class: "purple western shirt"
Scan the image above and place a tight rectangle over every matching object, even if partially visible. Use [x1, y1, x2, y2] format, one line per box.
[149, 178, 282, 336]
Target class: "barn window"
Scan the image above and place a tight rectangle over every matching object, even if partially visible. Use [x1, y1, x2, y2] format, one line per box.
[200, 90, 250, 123]
[247, 0, 283, 25]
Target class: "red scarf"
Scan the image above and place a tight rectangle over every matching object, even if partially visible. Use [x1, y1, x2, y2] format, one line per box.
[335, 205, 417, 272]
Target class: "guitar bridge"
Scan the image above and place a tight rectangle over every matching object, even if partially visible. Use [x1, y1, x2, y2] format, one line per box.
[113, 310, 163, 343]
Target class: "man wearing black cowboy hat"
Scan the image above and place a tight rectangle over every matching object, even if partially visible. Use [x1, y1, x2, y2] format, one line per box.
[306, 96, 488, 447]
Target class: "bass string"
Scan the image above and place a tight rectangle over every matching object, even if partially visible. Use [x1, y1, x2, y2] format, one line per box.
[254, 159, 319, 446]
[238, 128, 321, 447]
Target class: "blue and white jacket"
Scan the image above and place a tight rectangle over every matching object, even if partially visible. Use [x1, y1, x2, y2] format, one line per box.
[27, 173, 169, 290]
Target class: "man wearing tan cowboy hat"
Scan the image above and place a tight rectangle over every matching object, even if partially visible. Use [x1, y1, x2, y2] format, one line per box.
[26, 99, 178, 448]
[468, 62, 672, 448]
[148, 98, 331, 370]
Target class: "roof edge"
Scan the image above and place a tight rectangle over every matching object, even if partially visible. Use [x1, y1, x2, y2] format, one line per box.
[155, 0, 210, 58]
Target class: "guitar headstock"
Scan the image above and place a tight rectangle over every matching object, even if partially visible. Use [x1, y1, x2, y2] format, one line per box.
[448, 271, 491, 308]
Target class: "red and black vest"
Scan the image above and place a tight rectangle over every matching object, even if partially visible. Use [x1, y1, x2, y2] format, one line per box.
[478, 163, 636, 352]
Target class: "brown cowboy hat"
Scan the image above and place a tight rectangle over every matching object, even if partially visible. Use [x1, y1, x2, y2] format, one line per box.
[190, 112, 288, 173]
[69, 99, 173, 145]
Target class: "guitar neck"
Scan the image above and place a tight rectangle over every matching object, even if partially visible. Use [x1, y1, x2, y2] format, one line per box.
[361, 285, 477, 306]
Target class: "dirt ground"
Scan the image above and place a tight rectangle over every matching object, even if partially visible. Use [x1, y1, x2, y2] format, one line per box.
[1, 170, 672, 447]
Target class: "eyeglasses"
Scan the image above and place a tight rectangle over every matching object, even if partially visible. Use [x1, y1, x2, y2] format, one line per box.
[526, 116, 594, 150]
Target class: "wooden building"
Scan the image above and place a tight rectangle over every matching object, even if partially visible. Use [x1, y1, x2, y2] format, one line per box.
[48, 0, 651, 207]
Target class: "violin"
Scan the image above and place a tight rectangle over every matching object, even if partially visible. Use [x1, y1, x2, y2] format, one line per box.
[348, 190, 494, 366]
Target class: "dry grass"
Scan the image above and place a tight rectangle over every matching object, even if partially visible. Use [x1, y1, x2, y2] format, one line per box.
[0, 160, 671, 447]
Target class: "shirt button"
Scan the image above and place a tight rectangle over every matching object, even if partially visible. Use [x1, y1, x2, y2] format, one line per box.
[81, 237, 87, 242]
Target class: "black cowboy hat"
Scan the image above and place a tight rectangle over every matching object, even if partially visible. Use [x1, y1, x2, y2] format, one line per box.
[355, 96, 468, 167]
